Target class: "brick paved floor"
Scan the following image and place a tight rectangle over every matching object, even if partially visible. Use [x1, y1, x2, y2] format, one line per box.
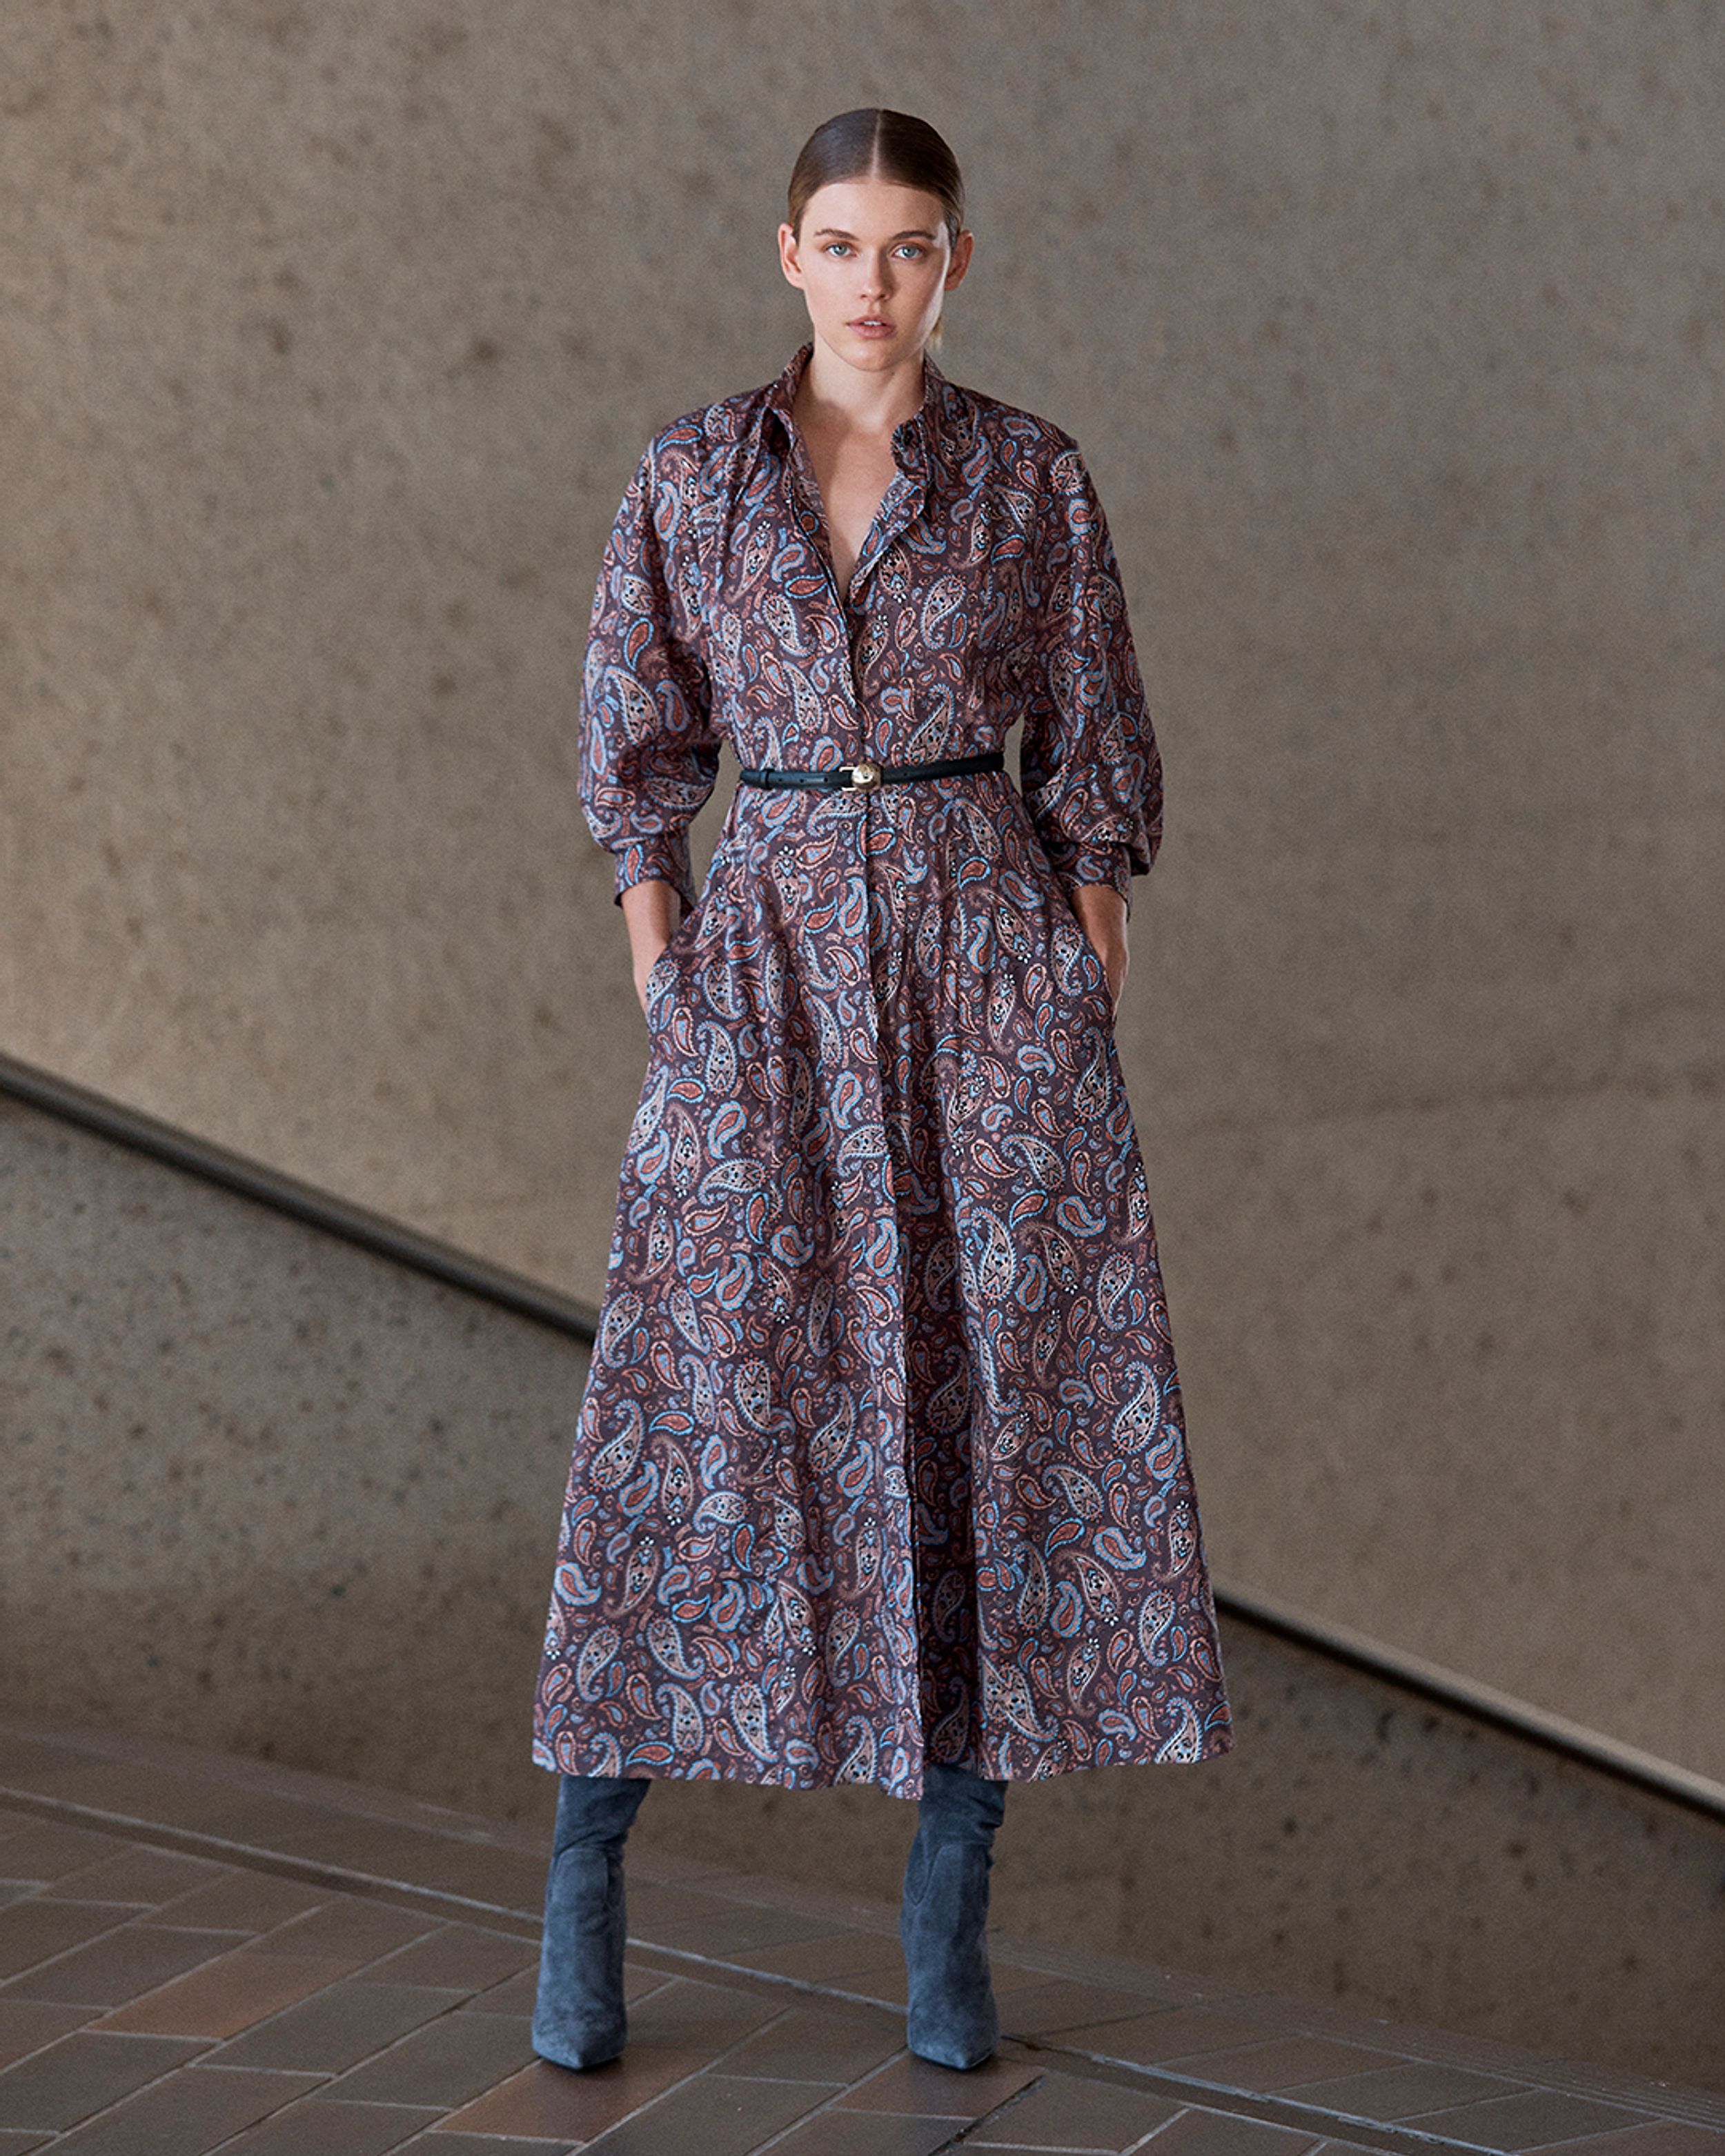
[1, 1721, 1722, 2155]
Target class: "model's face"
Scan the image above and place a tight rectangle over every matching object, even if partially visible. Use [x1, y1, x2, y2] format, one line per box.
[778, 175, 972, 374]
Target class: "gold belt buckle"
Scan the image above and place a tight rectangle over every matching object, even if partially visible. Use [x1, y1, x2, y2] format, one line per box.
[845, 760, 882, 789]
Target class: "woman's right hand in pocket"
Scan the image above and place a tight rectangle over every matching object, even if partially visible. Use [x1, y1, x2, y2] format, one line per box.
[620, 877, 682, 1020]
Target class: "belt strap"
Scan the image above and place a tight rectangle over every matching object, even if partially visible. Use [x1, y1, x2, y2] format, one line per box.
[736, 749, 1005, 791]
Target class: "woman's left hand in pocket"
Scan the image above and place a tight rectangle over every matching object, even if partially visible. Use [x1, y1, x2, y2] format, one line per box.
[1070, 882, 1129, 1013]
[620, 878, 683, 1021]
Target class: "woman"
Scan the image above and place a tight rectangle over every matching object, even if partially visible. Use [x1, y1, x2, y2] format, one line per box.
[531, 108, 1232, 2076]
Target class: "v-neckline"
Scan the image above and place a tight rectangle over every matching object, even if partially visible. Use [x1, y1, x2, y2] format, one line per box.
[791, 437, 889, 608]
[787, 364, 931, 609]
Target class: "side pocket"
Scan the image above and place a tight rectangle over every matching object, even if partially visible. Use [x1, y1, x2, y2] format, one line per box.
[1047, 882, 1118, 1033]
[642, 940, 682, 1026]
[1073, 922, 1117, 1028]
[641, 896, 707, 1031]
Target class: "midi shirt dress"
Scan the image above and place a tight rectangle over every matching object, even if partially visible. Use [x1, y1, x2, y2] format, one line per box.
[533, 340, 1232, 1802]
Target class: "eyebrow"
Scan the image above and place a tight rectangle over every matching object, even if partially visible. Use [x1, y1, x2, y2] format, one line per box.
[811, 226, 938, 241]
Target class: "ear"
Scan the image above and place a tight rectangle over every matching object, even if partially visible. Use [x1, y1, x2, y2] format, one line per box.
[777, 221, 807, 290]
[943, 228, 976, 291]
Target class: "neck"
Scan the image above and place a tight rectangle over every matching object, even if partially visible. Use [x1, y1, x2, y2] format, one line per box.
[797, 336, 929, 436]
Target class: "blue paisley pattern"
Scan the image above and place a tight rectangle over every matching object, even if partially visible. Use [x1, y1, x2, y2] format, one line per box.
[533, 341, 1232, 1801]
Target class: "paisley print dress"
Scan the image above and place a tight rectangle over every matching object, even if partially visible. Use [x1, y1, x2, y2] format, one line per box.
[533, 340, 1232, 1801]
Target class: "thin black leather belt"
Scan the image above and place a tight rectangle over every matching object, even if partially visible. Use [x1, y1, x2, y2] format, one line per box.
[736, 749, 1004, 791]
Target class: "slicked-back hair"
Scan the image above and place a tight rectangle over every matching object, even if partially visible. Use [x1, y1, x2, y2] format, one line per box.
[787, 108, 965, 246]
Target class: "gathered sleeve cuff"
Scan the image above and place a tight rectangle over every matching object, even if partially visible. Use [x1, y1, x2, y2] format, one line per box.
[1017, 439, 1163, 922]
[578, 431, 720, 918]
[1039, 835, 1136, 909]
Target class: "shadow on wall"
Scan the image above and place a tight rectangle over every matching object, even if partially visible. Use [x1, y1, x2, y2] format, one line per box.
[2, 1082, 1724, 2088]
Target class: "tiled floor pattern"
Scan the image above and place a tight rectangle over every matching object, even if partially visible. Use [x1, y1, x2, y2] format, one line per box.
[1, 1723, 1723, 2155]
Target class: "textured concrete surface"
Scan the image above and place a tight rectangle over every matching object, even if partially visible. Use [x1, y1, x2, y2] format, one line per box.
[4, 1094, 1725, 2080]
[0, 1094, 581, 1799]
[1, 4, 1721, 1779]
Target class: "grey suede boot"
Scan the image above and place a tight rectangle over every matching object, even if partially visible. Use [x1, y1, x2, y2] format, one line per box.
[899, 1761, 1008, 2069]
[531, 1774, 651, 2070]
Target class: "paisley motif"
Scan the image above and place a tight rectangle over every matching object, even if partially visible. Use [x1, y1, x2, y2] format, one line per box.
[1137, 1586, 1178, 1663]
[664, 1683, 703, 1751]
[573, 1624, 620, 1701]
[646, 1614, 703, 1679]
[586, 1404, 645, 1492]
[533, 340, 1231, 1801]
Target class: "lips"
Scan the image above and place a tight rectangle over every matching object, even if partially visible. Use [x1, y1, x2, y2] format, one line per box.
[848, 317, 895, 335]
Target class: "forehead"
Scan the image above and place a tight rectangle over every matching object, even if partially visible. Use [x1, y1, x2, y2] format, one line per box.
[801, 173, 947, 237]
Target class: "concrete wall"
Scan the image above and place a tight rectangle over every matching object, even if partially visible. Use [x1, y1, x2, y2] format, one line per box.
[4, 1089, 1723, 2086]
[0, 1094, 578, 1792]
[1, 6, 1721, 1776]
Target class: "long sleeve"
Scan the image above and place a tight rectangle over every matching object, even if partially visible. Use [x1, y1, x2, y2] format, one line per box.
[578, 432, 720, 916]
[1017, 441, 1162, 918]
